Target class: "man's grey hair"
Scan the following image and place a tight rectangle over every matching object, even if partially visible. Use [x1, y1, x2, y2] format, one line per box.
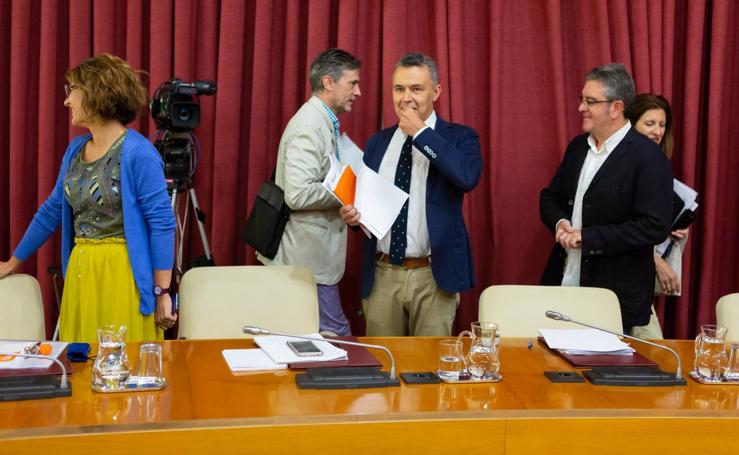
[395, 52, 440, 85]
[308, 48, 361, 93]
[585, 63, 635, 111]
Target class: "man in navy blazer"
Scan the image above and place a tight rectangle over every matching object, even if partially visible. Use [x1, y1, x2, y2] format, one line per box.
[341, 52, 482, 336]
[539, 63, 673, 334]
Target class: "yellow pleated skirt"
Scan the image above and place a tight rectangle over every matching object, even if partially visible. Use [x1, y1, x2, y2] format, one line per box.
[59, 238, 163, 343]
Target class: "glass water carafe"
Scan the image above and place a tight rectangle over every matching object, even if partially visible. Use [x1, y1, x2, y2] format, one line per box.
[694, 324, 728, 383]
[92, 325, 131, 391]
[457, 321, 500, 380]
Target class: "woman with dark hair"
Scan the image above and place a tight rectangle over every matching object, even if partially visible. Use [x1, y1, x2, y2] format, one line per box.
[626, 93, 688, 339]
[0, 54, 177, 343]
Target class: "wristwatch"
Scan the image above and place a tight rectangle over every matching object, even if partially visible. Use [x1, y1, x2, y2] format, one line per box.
[154, 285, 170, 297]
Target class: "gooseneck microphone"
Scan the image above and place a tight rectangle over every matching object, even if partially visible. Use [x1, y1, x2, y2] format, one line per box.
[242, 326, 398, 381]
[544, 310, 683, 380]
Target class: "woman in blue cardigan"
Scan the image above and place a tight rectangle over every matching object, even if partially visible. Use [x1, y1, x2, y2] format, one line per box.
[0, 54, 177, 343]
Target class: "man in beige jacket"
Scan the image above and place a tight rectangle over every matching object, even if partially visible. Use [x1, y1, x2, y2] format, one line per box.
[258, 49, 361, 335]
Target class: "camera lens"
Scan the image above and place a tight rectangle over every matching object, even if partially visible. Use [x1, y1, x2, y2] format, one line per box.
[177, 106, 192, 122]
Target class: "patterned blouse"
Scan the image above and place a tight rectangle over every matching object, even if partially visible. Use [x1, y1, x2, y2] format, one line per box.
[64, 132, 126, 239]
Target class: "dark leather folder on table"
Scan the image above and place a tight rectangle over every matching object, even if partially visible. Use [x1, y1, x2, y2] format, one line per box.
[288, 336, 382, 370]
[538, 337, 657, 367]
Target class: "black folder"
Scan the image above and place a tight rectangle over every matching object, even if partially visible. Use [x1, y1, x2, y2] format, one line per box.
[671, 191, 685, 222]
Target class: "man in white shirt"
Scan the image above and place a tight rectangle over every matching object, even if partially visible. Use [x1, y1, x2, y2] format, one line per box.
[539, 63, 673, 334]
[341, 53, 482, 336]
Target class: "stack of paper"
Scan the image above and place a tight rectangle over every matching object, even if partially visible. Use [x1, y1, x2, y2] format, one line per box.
[221, 349, 287, 372]
[254, 334, 348, 364]
[221, 335, 348, 373]
[539, 329, 635, 355]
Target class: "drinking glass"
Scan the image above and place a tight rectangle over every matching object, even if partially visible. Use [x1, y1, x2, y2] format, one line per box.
[723, 343, 739, 382]
[137, 343, 164, 385]
[438, 339, 463, 380]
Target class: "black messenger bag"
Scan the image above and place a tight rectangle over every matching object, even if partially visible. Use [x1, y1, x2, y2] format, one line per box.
[241, 176, 290, 259]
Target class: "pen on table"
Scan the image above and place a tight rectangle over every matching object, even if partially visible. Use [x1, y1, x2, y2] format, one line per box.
[528, 339, 533, 350]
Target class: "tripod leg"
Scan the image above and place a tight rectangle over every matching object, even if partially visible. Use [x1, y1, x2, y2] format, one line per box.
[188, 187, 214, 266]
[170, 187, 185, 282]
[170, 186, 178, 211]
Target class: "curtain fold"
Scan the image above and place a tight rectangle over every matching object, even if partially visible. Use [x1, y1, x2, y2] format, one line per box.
[1, 0, 737, 339]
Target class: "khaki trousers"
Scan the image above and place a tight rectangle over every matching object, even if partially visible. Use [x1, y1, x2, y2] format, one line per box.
[362, 261, 459, 336]
[629, 305, 664, 340]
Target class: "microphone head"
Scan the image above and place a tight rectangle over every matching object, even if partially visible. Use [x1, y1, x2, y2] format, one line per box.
[242, 326, 270, 335]
[545, 310, 571, 321]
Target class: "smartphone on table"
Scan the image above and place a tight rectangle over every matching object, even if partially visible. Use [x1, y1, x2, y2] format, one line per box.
[287, 340, 323, 357]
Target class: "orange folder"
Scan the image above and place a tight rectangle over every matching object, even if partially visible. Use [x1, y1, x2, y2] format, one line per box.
[333, 166, 357, 205]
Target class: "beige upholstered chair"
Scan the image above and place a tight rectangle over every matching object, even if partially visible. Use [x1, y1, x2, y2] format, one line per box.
[716, 293, 739, 341]
[0, 274, 46, 340]
[178, 266, 319, 339]
[478, 285, 623, 337]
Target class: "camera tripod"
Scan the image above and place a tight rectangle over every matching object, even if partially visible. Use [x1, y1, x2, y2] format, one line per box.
[169, 177, 214, 283]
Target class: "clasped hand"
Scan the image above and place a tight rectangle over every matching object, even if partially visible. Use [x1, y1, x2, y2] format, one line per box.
[555, 220, 582, 249]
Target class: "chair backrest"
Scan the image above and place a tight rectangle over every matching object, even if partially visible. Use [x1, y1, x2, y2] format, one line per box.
[478, 285, 623, 337]
[178, 265, 319, 339]
[716, 293, 739, 341]
[0, 274, 46, 340]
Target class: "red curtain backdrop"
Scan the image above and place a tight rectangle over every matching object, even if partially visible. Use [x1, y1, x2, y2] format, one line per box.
[1, 0, 737, 339]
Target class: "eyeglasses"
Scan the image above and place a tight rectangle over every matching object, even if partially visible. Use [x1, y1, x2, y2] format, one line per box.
[578, 96, 614, 107]
[64, 84, 75, 97]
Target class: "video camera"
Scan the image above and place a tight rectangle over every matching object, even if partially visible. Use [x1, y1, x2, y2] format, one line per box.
[150, 79, 216, 182]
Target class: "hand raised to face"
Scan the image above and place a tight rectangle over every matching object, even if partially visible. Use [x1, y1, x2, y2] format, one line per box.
[398, 106, 426, 137]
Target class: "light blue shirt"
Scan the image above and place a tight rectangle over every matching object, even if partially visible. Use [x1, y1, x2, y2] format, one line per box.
[318, 98, 341, 161]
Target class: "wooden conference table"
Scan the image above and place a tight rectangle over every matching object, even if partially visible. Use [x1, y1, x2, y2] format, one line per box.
[1, 337, 738, 454]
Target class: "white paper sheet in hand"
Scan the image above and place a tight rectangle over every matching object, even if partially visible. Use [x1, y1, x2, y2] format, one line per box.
[253, 334, 348, 364]
[354, 168, 408, 239]
[338, 133, 365, 176]
[221, 349, 287, 372]
[539, 329, 634, 354]
[327, 134, 409, 240]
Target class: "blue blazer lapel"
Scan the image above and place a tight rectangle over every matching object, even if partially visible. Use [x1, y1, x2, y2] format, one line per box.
[366, 126, 398, 172]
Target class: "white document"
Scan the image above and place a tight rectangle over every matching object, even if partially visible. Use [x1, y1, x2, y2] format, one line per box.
[322, 134, 409, 240]
[354, 167, 409, 239]
[0, 341, 69, 369]
[338, 133, 364, 176]
[673, 178, 698, 208]
[253, 334, 348, 364]
[539, 329, 634, 355]
[221, 349, 287, 372]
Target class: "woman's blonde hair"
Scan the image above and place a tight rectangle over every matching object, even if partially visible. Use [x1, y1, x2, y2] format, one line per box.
[66, 53, 148, 125]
